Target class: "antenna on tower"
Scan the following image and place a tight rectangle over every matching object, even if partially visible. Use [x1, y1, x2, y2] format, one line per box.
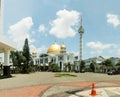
[81, 17, 82, 26]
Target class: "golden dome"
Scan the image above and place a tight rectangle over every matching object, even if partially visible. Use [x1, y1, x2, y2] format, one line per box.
[47, 42, 61, 53]
[61, 44, 66, 49]
[32, 50, 37, 56]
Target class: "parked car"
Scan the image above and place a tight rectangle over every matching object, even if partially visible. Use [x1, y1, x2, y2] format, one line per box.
[107, 70, 119, 75]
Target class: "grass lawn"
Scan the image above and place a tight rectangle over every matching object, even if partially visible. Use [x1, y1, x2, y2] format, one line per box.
[55, 73, 77, 77]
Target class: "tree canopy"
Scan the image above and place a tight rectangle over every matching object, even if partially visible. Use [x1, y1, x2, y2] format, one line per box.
[90, 61, 96, 72]
[80, 60, 85, 72]
[104, 59, 113, 67]
[116, 61, 120, 66]
[22, 38, 33, 73]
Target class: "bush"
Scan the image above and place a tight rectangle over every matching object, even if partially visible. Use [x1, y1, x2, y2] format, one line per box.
[52, 64, 60, 72]
[55, 73, 77, 77]
[85, 68, 92, 72]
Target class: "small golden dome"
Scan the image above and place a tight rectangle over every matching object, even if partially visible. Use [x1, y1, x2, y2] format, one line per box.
[32, 50, 37, 56]
[61, 44, 66, 49]
[47, 42, 61, 53]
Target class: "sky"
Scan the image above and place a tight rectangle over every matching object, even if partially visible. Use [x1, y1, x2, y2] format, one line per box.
[2, 0, 120, 59]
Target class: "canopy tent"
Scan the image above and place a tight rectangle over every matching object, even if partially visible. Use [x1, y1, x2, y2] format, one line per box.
[0, 41, 15, 53]
[0, 36, 16, 65]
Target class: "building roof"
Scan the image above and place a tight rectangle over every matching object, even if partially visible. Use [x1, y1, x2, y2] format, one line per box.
[0, 36, 16, 53]
[47, 42, 61, 53]
[47, 42, 67, 54]
[61, 43, 66, 49]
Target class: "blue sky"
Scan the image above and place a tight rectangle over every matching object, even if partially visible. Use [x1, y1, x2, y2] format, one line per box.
[3, 0, 120, 59]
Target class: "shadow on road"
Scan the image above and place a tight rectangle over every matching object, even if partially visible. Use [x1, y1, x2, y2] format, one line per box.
[0, 75, 14, 79]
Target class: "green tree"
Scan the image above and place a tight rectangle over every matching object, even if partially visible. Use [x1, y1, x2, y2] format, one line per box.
[90, 62, 95, 72]
[102, 59, 113, 72]
[116, 61, 120, 74]
[63, 63, 68, 72]
[67, 62, 72, 72]
[116, 61, 120, 66]
[22, 38, 32, 73]
[51, 64, 60, 72]
[23, 38, 31, 65]
[10, 51, 26, 73]
[104, 59, 112, 67]
[80, 60, 85, 72]
[10, 51, 18, 66]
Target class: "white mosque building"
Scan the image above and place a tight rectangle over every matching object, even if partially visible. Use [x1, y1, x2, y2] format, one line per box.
[32, 42, 77, 71]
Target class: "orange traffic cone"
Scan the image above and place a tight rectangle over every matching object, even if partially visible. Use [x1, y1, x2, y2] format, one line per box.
[90, 83, 97, 96]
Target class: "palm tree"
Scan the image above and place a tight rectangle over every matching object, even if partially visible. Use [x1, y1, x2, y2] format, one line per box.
[10, 51, 17, 66]
[10, 51, 26, 73]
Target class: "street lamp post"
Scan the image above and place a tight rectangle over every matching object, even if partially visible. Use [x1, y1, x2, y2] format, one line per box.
[78, 17, 84, 72]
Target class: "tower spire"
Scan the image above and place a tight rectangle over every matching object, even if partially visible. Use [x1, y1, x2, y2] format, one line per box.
[78, 16, 84, 72]
[81, 17, 82, 27]
[78, 17, 84, 34]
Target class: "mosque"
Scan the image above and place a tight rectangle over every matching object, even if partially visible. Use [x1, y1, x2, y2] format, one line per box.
[0, 0, 80, 73]
[32, 42, 77, 71]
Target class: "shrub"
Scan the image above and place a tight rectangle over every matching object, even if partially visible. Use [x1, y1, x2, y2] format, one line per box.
[52, 64, 60, 72]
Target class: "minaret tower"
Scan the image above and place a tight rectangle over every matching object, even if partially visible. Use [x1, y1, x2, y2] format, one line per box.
[78, 17, 84, 72]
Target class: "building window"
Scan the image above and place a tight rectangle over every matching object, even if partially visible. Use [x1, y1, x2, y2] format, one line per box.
[45, 58, 48, 63]
[35, 60, 38, 64]
[67, 56, 69, 60]
[58, 56, 63, 60]
[40, 59, 43, 63]
[53, 58, 56, 63]
[38, 60, 39, 64]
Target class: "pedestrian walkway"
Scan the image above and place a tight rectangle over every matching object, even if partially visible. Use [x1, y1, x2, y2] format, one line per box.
[42, 81, 120, 97]
[0, 72, 120, 97]
[0, 84, 52, 97]
[69, 87, 120, 97]
[0, 81, 119, 97]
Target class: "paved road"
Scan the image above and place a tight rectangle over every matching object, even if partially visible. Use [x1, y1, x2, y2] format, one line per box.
[0, 72, 120, 89]
[0, 72, 119, 97]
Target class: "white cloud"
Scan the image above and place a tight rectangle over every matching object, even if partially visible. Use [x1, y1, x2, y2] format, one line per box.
[38, 24, 46, 33]
[71, 51, 79, 56]
[30, 45, 47, 56]
[37, 45, 47, 53]
[29, 45, 37, 54]
[117, 49, 120, 55]
[87, 41, 116, 54]
[31, 31, 35, 34]
[50, 9, 80, 39]
[8, 17, 34, 50]
[107, 14, 120, 27]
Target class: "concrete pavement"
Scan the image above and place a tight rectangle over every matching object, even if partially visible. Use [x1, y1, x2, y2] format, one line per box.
[42, 81, 120, 97]
[0, 72, 119, 97]
[69, 87, 120, 97]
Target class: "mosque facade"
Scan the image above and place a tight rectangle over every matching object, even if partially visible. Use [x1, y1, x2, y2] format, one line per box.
[32, 42, 77, 71]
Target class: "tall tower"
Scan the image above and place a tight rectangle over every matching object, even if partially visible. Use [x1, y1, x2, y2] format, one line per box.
[0, 0, 3, 35]
[78, 17, 84, 72]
